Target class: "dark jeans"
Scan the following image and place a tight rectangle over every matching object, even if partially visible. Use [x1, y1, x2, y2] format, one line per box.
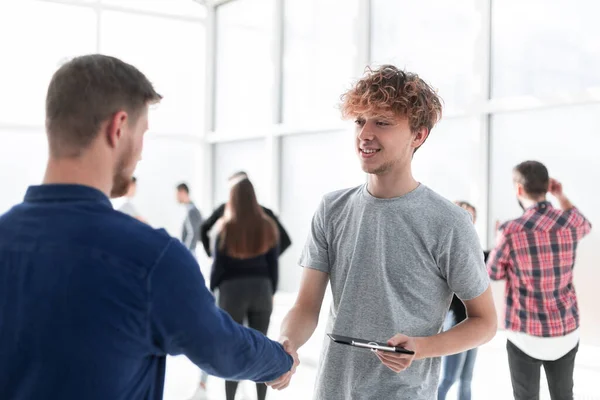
[506, 339, 579, 400]
[218, 278, 273, 400]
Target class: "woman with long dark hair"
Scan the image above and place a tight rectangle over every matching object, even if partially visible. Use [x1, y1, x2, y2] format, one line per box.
[210, 178, 279, 400]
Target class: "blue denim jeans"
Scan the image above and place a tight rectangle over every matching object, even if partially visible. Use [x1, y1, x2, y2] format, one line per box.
[437, 312, 478, 400]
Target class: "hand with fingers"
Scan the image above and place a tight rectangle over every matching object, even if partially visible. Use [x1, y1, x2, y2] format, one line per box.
[548, 178, 563, 197]
[266, 336, 300, 390]
[374, 333, 418, 373]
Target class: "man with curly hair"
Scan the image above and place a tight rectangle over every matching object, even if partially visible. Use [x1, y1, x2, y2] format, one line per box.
[268, 65, 497, 399]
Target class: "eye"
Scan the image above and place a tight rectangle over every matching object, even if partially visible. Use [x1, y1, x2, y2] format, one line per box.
[376, 121, 390, 126]
[354, 118, 365, 126]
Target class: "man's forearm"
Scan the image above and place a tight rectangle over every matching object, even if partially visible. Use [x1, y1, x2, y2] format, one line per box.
[415, 316, 496, 360]
[280, 306, 319, 350]
[198, 309, 293, 382]
[556, 194, 574, 211]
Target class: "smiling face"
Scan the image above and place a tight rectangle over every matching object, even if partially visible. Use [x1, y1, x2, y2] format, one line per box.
[354, 112, 428, 175]
[340, 65, 443, 174]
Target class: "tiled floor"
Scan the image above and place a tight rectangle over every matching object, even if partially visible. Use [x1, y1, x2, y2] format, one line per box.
[163, 293, 600, 400]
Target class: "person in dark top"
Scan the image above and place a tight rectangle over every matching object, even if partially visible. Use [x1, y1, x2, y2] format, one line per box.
[176, 182, 203, 254]
[200, 171, 291, 257]
[0, 54, 296, 400]
[211, 177, 280, 400]
[438, 201, 487, 400]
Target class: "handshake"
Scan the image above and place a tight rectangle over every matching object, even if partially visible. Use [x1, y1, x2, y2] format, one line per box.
[265, 333, 419, 390]
[266, 336, 300, 390]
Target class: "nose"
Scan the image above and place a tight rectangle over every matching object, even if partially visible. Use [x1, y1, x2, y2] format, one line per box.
[357, 123, 374, 142]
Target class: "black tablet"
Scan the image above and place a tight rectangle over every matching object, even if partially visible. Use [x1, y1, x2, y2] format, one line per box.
[328, 333, 415, 355]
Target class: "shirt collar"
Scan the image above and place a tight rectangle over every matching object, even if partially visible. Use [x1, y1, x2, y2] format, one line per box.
[527, 200, 552, 212]
[24, 184, 113, 208]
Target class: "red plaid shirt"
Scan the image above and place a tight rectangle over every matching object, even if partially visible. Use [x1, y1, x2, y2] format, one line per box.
[487, 201, 591, 337]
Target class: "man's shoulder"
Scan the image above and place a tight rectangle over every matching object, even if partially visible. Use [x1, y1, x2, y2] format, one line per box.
[0, 203, 178, 272]
[321, 185, 364, 209]
[112, 212, 170, 240]
[499, 210, 545, 235]
[498, 218, 521, 235]
[189, 204, 202, 217]
[418, 186, 473, 224]
[90, 211, 178, 266]
[500, 207, 584, 235]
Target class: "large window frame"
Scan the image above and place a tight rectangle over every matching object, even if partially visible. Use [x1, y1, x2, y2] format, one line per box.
[204, 0, 600, 249]
[0, 0, 207, 228]
[0, 0, 206, 134]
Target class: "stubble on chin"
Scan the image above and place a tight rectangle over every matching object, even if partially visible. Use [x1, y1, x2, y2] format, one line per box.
[110, 156, 134, 199]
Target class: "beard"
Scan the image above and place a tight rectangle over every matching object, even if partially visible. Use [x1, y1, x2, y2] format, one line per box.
[110, 146, 136, 199]
[110, 169, 131, 198]
[517, 197, 525, 212]
[362, 158, 398, 175]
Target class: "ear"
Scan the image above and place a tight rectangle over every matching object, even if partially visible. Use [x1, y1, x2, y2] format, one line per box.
[516, 183, 525, 197]
[412, 127, 430, 149]
[105, 111, 128, 149]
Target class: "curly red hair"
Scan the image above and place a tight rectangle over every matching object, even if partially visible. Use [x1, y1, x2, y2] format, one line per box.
[341, 65, 443, 134]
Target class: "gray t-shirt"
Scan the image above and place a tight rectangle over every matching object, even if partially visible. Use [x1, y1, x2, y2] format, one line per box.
[299, 184, 489, 400]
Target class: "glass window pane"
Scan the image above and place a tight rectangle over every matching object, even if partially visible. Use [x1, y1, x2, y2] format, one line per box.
[0, 1, 97, 125]
[101, 0, 206, 18]
[279, 130, 364, 291]
[490, 105, 600, 344]
[133, 137, 202, 236]
[371, 0, 482, 114]
[492, 0, 600, 98]
[282, 0, 359, 125]
[100, 11, 205, 135]
[0, 130, 48, 214]
[412, 117, 485, 239]
[215, 0, 275, 130]
[213, 139, 267, 206]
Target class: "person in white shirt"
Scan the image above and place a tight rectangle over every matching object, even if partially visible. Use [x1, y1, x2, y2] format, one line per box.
[118, 176, 145, 223]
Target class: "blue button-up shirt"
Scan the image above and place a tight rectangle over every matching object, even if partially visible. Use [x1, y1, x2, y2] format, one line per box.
[0, 184, 292, 400]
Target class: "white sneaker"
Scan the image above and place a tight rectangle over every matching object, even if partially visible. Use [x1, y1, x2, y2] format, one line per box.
[187, 387, 209, 400]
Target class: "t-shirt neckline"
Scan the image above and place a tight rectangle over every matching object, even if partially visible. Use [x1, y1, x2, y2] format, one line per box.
[360, 182, 426, 203]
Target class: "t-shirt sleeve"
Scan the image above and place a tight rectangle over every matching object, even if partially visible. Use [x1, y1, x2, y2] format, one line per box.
[438, 210, 490, 301]
[298, 197, 330, 273]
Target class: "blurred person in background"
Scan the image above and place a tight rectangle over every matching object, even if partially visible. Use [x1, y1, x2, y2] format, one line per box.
[269, 65, 497, 399]
[487, 161, 591, 400]
[176, 185, 209, 400]
[437, 201, 488, 400]
[118, 176, 146, 222]
[177, 182, 203, 256]
[211, 177, 280, 400]
[200, 171, 291, 258]
[0, 54, 295, 400]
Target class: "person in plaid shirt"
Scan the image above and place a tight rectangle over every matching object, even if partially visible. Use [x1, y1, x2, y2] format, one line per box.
[487, 160, 591, 400]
